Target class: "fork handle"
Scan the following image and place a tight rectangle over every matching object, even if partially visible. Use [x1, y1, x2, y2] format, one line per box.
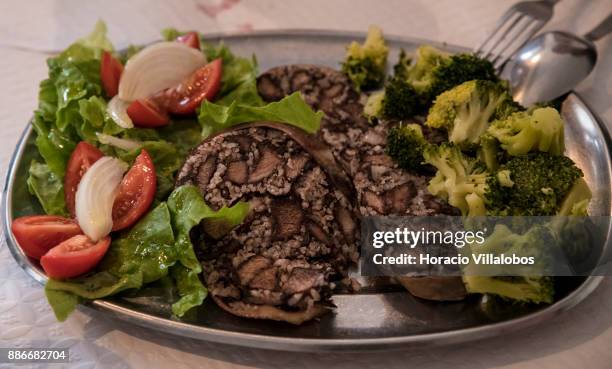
[584, 13, 612, 42]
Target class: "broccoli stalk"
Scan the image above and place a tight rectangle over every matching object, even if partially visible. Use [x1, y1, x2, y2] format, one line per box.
[478, 133, 502, 171]
[425, 80, 519, 148]
[342, 26, 389, 91]
[557, 178, 592, 216]
[462, 224, 556, 304]
[363, 91, 385, 122]
[386, 124, 428, 171]
[487, 107, 565, 156]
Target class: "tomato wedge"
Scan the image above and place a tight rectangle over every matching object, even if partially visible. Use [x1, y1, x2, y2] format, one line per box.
[127, 98, 169, 127]
[65, 142, 104, 217]
[40, 235, 110, 279]
[157, 58, 222, 115]
[100, 51, 123, 97]
[176, 32, 200, 50]
[11, 215, 82, 260]
[112, 150, 157, 231]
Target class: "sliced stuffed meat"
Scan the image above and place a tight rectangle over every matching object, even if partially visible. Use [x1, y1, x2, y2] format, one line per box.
[176, 122, 359, 324]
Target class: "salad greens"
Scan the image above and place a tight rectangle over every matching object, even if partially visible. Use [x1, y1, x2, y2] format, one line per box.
[199, 92, 323, 137]
[45, 185, 249, 321]
[29, 22, 321, 320]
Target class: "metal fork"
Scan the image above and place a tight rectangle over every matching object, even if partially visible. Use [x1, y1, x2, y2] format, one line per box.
[475, 0, 559, 70]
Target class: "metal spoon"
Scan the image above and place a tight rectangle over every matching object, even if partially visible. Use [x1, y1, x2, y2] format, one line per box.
[504, 13, 612, 106]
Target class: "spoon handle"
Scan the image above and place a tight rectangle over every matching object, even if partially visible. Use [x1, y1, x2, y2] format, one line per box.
[584, 13, 612, 42]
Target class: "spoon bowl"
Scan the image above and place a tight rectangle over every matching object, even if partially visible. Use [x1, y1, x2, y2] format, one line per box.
[505, 31, 597, 106]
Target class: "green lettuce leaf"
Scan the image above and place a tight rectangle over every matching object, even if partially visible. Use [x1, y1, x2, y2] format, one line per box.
[161, 28, 185, 41]
[198, 92, 323, 137]
[169, 264, 207, 317]
[75, 20, 114, 57]
[26, 161, 68, 216]
[167, 185, 249, 271]
[31, 114, 76, 178]
[203, 42, 263, 105]
[166, 185, 248, 316]
[28, 21, 115, 211]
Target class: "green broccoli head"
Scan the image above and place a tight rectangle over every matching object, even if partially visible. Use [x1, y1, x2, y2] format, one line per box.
[363, 78, 422, 121]
[404, 46, 499, 102]
[463, 224, 556, 304]
[386, 124, 429, 171]
[425, 80, 519, 148]
[423, 143, 489, 216]
[393, 48, 411, 80]
[487, 107, 565, 156]
[342, 25, 389, 91]
[489, 152, 584, 216]
[382, 77, 422, 119]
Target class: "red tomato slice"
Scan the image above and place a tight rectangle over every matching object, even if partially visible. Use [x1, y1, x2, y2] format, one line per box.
[100, 51, 123, 98]
[176, 32, 200, 50]
[158, 58, 222, 115]
[112, 150, 157, 231]
[65, 142, 104, 218]
[127, 99, 169, 127]
[40, 235, 110, 279]
[11, 215, 82, 260]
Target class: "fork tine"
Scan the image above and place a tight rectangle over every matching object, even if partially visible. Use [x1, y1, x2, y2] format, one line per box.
[474, 9, 517, 54]
[490, 16, 538, 64]
[480, 12, 525, 60]
[493, 19, 544, 70]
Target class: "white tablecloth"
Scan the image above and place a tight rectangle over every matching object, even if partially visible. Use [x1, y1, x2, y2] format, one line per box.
[1, 1, 612, 368]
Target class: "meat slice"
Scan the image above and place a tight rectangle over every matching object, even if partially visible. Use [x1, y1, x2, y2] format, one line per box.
[176, 123, 359, 323]
[248, 146, 282, 183]
[226, 161, 248, 184]
[257, 65, 464, 301]
[271, 198, 304, 240]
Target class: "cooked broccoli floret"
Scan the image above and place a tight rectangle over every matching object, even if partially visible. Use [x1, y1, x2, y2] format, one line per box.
[386, 124, 429, 171]
[363, 91, 385, 122]
[489, 152, 584, 216]
[558, 178, 592, 216]
[404, 46, 499, 103]
[425, 80, 519, 148]
[487, 107, 565, 156]
[382, 77, 422, 119]
[463, 224, 555, 304]
[423, 143, 495, 216]
[363, 78, 422, 121]
[393, 48, 411, 80]
[424, 145, 587, 217]
[342, 25, 389, 91]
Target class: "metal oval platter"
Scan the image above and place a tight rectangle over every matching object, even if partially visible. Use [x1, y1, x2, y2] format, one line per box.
[3, 30, 611, 352]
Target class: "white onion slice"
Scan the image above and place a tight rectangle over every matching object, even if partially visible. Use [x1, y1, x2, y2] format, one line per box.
[96, 133, 142, 151]
[75, 157, 129, 241]
[118, 42, 207, 101]
[107, 96, 134, 128]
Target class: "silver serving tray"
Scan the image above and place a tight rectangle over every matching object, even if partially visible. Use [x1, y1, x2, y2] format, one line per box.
[3, 30, 611, 352]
